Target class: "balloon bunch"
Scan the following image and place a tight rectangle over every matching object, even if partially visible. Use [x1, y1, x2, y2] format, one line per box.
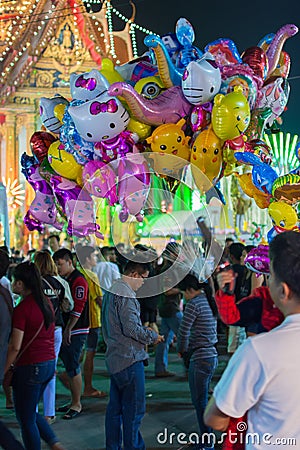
[22, 18, 300, 239]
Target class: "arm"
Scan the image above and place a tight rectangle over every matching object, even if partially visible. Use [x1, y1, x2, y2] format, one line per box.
[117, 297, 160, 345]
[177, 302, 196, 355]
[204, 396, 230, 431]
[4, 328, 24, 373]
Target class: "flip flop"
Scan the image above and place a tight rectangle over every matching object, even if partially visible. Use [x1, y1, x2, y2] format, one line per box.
[62, 408, 82, 420]
[56, 404, 71, 413]
[82, 390, 107, 398]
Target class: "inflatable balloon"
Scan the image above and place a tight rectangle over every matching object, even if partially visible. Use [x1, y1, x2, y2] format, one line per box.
[48, 141, 83, 182]
[70, 69, 110, 102]
[39, 95, 69, 134]
[204, 38, 242, 67]
[82, 160, 118, 206]
[21, 159, 63, 233]
[108, 82, 193, 127]
[211, 86, 251, 140]
[220, 64, 260, 110]
[267, 201, 299, 242]
[175, 17, 202, 68]
[242, 46, 268, 80]
[256, 77, 290, 129]
[234, 152, 278, 194]
[144, 34, 184, 87]
[244, 244, 270, 274]
[134, 76, 165, 100]
[100, 58, 124, 85]
[272, 173, 300, 204]
[265, 24, 298, 78]
[235, 172, 271, 209]
[190, 126, 223, 191]
[49, 175, 103, 238]
[118, 153, 151, 222]
[244, 108, 273, 141]
[146, 119, 190, 180]
[181, 52, 221, 105]
[30, 131, 57, 163]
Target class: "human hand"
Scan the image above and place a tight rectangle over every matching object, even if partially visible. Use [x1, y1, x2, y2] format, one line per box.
[154, 334, 165, 344]
[62, 329, 71, 346]
[216, 270, 236, 294]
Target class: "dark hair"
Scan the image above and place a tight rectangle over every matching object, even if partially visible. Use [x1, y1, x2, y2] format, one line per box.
[100, 246, 112, 259]
[269, 231, 300, 299]
[13, 262, 54, 328]
[179, 273, 218, 317]
[0, 249, 10, 278]
[123, 260, 151, 276]
[225, 238, 234, 244]
[76, 245, 96, 266]
[53, 248, 73, 263]
[229, 243, 245, 262]
[48, 235, 60, 243]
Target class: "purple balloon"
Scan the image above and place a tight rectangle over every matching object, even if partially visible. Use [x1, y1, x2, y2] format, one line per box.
[244, 244, 270, 274]
[118, 153, 151, 222]
[82, 161, 118, 205]
[50, 175, 103, 238]
[24, 165, 62, 232]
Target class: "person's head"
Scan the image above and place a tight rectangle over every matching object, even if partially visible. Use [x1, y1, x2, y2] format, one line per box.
[241, 244, 256, 265]
[76, 245, 98, 270]
[162, 242, 181, 265]
[268, 231, 300, 314]
[179, 273, 218, 316]
[225, 238, 234, 248]
[0, 249, 10, 278]
[12, 261, 54, 328]
[109, 247, 117, 263]
[229, 242, 245, 264]
[27, 249, 36, 262]
[122, 260, 150, 291]
[53, 248, 75, 277]
[34, 251, 58, 276]
[48, 235, 60, 253]
[100, 246, 112, 262]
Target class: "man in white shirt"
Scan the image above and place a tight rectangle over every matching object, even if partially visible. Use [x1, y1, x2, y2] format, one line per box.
[93, 246, 120, 294]
[204, 231, 300, 450]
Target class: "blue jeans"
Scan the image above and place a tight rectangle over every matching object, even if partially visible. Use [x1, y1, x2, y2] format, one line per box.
[12, 359, 58, 450]
[155, 312, 183, 374]
[105, 361, 146, 450]
[188, 357, 218, 449]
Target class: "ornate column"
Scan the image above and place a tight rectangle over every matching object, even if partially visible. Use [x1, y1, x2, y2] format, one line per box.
[4, 113, 17, 181]
[24, 112, 37, 210]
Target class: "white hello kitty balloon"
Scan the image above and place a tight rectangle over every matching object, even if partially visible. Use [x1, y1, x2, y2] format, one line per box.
[70, 69, 110, 102]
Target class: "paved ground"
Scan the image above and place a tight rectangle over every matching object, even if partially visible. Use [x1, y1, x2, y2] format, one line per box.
[0, 326, 229, 450]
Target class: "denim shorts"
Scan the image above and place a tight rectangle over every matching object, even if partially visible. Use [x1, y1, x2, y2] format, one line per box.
[86, 327, 100, 352]
[59, 334, 87, 377]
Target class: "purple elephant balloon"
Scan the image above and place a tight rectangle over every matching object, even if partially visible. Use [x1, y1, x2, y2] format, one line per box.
[117, 153, 151, 222]
[82, 160, 118, 206]
[244, 244, 270, 274]
[50, 175, 103, 238]
[24, 164, 63, 233]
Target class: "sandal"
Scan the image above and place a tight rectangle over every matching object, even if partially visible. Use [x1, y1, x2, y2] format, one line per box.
[82, 390, 107, 398]
[56, 404, 71, 413]
[62, 408, 82, 420]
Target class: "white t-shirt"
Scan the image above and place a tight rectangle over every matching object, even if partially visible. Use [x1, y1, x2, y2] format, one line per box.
[93, 262, 120, 291]
[214, 314, 300, 449]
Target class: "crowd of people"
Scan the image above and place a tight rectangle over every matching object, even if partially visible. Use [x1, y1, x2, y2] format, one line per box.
[0, 228, 300, 450]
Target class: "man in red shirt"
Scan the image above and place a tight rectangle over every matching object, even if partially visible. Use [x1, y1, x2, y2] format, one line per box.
[53, 249, 89, 420]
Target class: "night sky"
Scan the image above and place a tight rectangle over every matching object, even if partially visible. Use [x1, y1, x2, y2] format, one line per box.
[112, 0, 300, 136]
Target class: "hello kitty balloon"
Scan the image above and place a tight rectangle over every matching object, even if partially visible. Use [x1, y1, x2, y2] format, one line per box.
[70, 69, 110, 102]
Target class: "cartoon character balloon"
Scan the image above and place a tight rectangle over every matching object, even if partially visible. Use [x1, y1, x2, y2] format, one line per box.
[256, 77, 290, 129]
[21, 156, 63, 233]
[30, 131, 57, 163]
[267, 201, 299, 242]
[82, 160, 118, 206]
[234, 152, 278, 194]
[146, 119, 191, 179]
[118, 153, 151, 222]
[244, 244, 270, 274]
[47, 141, 83, 183]
[39, 95, 69, 134]
[211, 86, 251, 140]
[70, 69, 110, 102]
[190, 126, 223, 192]
[49, 175, 103, 238]
[181, 52, 221, 105]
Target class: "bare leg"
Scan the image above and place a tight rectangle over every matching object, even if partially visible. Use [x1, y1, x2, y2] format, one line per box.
[83, 351, 97, 395]
[69, 373, 82, 411]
